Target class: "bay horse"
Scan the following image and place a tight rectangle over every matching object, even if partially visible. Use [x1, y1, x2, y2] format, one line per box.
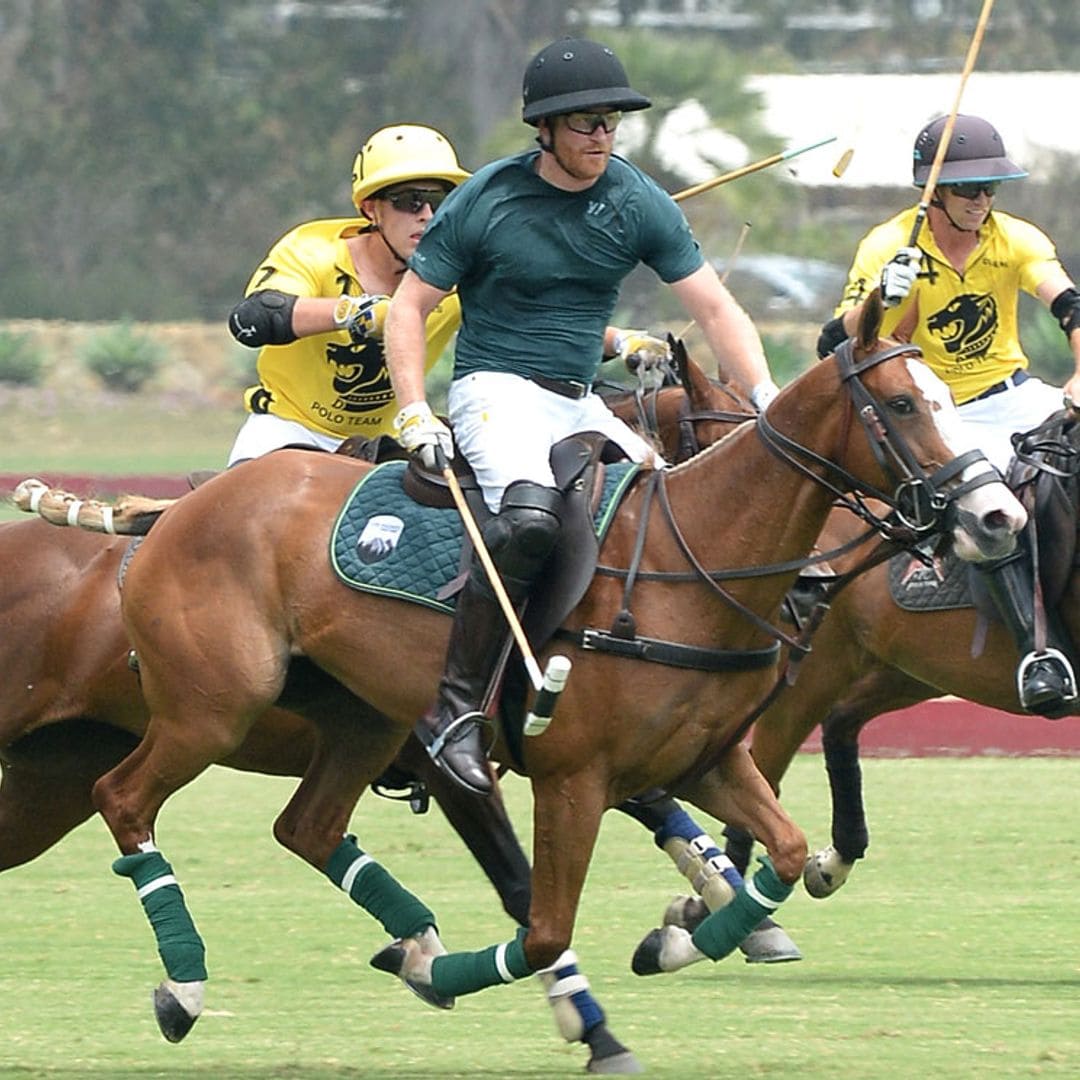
[2, 364, 778, 1072]
[89, 299, 1023, 1043]
[729, 470, 1080, 898]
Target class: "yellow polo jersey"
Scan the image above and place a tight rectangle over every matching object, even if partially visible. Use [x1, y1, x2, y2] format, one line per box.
[836, 206, 1062, 404]
[241, 217, 460, 437]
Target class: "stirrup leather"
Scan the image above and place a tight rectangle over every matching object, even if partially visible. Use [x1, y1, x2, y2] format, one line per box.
[1016, 647, 1078, 704]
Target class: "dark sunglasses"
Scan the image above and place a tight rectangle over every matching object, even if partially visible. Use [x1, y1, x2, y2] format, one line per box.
[382, 188, 449, 214]
[946, 181, 1000, 200]
[563, 110, 622, 135]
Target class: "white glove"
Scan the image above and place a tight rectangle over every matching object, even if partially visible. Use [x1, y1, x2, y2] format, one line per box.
[749, 380, 780, 412]
[612, 329, 671, 374]
[394, 401, 454, 470]
[333, 293, 390, 343]
[879, 247, 921, 308]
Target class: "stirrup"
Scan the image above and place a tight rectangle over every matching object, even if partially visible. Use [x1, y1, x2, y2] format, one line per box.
[1016, 648, 1078, 710]
[420, 711, 489, 761]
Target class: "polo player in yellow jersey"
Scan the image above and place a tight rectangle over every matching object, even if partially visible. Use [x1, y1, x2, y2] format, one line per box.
[820, 114, 1080, 717]
[226, 124, 469, 463]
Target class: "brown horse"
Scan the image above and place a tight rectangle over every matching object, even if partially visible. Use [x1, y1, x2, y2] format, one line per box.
[2, 365, 769, 1072]
[733, 478, 1080, 898]
[91, 301, 1023, 1045]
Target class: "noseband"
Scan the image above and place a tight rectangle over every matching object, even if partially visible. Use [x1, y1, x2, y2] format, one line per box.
[757, 337, 996, 537]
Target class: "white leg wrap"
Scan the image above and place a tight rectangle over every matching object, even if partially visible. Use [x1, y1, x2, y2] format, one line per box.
[536, 950, 589, 1043]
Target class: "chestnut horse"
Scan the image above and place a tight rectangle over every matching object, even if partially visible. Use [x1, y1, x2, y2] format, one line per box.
[90, 302, 1023, 1046]
[3, 365, 765, 1072]
[731, 472, 1080, 898]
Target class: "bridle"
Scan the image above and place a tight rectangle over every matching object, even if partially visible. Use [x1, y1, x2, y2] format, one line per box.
[756, 336, 1000, 538]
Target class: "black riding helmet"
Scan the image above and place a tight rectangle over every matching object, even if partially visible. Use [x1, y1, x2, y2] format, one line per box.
[522, 37, 651, 124]
[912, 114, 1028, 187]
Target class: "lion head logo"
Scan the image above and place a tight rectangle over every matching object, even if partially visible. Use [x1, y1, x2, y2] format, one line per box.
[324, 340, 394, 414]
[926, 292, 998, 363]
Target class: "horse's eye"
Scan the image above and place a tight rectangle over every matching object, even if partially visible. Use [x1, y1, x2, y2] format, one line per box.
[887, 395, 915, 415]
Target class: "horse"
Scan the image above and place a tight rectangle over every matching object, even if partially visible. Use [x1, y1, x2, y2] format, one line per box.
[728, 447, 1080, 898]
[3, 361, 784, 1072]
[82, 297, 1024, 1049]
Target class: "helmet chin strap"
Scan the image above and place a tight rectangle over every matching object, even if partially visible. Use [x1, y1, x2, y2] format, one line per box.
[932, 195, 981, 233]
[376, 227, 410, 267]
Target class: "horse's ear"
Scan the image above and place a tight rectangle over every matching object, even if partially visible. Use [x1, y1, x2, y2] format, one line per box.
[892, 302, 918, 343]
[856, 289, 885, 351]
[673, 338, 713, 402]
[668, 334, 690, 387]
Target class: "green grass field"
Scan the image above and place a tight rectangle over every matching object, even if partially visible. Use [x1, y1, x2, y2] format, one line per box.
[2, 758, 1077, 1078]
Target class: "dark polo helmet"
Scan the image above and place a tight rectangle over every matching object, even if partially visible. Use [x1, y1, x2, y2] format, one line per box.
[912, 114, 1028, 186]
[522, 37, 651, 125]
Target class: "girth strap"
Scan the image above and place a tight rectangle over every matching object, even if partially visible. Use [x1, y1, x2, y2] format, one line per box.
[554, 627, 781, 672]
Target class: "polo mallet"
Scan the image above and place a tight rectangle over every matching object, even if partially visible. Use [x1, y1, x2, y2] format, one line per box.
[908, 0, 996, 247]
[676, 220, 752, 340]
[435, 449, 572, 737]
[671, 135, 837, 204]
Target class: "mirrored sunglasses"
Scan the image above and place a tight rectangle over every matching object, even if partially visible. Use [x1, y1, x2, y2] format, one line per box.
[946, 181, 1000, 200]
[382, 188, 449, 214]
[563, 110, 622, 135]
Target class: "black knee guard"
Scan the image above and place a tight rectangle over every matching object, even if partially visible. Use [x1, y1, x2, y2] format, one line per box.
[480, 481, 563, 588]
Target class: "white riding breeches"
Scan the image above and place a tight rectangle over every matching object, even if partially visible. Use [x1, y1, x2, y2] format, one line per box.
[227, 413, 344, 466]
[957, 374, 1066, 475]
[448, 371, 665, 512]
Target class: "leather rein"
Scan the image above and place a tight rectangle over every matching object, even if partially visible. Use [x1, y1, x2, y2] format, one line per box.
[560, 337, 998, 673]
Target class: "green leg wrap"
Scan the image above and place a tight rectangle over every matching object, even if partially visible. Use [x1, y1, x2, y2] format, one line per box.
[691, 855, 793, 962]
[326, 835, 435, 940]
[431, 927, 533, 998]
[113, 850, 207, 982]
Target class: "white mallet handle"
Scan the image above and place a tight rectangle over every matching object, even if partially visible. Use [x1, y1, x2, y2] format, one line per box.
[523, 655, 573, 736]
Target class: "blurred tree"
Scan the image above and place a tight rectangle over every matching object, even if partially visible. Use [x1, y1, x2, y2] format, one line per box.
[0, 0, 1075, 324]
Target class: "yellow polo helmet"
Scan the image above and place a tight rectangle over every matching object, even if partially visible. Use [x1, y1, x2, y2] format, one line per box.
[351, 124, 470, 211]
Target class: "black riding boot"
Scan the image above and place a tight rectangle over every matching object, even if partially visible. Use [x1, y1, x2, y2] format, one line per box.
[414, 572, 514, 796]
[978, 552, 1078, 718]
[416, 481, 563, 795]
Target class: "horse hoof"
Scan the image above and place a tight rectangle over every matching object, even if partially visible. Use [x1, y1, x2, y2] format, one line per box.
[739, 917, 803, 964]
[370, 939, 455, 1010]
[661, 894, 708, 932]
[584, 1025, 643, 1075]
[631, 928, 665, 976]
[803, 845, 854, 899]
[153, 982, 200, 1043]
[587, 1050, 645, 1075]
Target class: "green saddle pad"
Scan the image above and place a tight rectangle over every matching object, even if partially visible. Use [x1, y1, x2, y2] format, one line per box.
[331, 460, 639, 613]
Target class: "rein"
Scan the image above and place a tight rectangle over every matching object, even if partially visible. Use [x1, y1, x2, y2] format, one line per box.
[564, 335, 1001, 694]
[756, 338, 998, 541]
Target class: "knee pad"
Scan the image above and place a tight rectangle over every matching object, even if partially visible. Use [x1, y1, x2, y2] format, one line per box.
[481, 482, 563, 582]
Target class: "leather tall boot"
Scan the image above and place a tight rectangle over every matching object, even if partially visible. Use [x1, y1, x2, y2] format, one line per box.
[414, 572, 518, 796]
[978, 552, 1077, 718]
[416, 480, 563, 795]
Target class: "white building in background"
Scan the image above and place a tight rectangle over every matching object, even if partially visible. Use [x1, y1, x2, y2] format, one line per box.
[748, 71, 1080, 187]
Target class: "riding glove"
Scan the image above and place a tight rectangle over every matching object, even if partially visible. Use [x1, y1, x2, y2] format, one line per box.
[395, 401, 454, 470]
[879, 247, 922, 308]
[612, 329, 671, 374]
[333, 293, 390, 344]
